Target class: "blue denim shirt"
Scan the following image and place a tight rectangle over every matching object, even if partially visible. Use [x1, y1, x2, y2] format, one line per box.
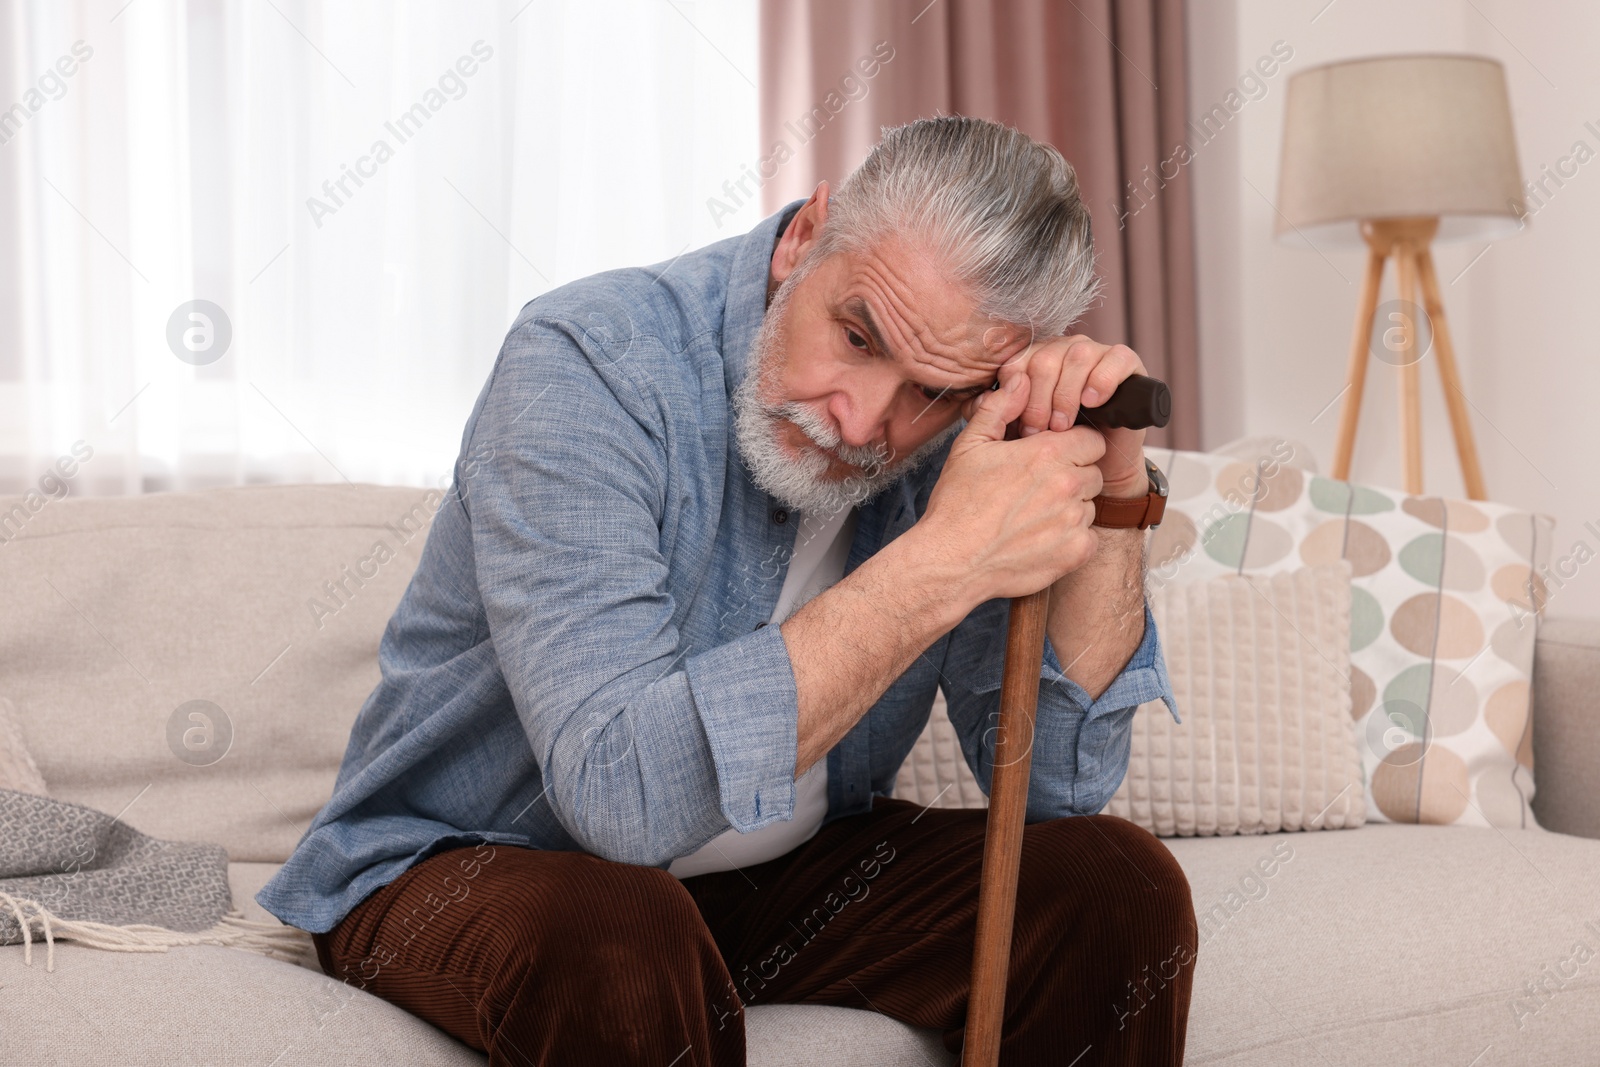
[257, 199, 1180, 935]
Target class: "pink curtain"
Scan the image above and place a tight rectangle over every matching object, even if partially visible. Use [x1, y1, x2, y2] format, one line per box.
[759, 0, 1200, 450]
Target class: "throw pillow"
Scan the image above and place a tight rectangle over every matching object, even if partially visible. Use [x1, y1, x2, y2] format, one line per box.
[892, 562, 1365, 838]
[1104, 560, 1365, 835]
[1145, 444, 1555, 829]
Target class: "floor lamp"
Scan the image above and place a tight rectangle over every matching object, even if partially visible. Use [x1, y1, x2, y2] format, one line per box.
[1274, 54, 1527, 501]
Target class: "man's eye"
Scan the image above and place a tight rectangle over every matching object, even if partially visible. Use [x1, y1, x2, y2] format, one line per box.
[844, 327, 869, 351]
[920, 385, 955, 403]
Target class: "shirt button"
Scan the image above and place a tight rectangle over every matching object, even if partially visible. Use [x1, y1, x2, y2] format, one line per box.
[772, 508, 788, 524]
[754, 621, 768, 630]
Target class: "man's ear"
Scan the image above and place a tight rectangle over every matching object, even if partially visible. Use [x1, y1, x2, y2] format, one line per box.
[770, 180, 830, 287]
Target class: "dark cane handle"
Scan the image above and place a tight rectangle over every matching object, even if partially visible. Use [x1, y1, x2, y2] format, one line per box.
[1072, 373, 1172, 430]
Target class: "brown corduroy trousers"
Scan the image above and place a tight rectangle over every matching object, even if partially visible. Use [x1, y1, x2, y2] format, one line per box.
[311, 796, 1197, 1066]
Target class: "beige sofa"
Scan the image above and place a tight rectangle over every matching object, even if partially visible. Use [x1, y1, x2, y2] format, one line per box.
[2, 482, 1597, 1066]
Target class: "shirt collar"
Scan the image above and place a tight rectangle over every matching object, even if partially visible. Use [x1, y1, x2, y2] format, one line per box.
[722, 198, 807, 400]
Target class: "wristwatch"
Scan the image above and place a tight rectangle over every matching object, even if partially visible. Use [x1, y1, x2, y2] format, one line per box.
[1091, 455, 1168, 530]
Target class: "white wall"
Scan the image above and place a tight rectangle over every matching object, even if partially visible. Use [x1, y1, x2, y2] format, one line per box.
[1186, 0, 1600, 618]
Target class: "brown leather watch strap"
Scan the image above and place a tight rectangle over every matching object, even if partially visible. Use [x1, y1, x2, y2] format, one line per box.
[1090, 490, 1162, 529]
[1088, 454, 1164, 531]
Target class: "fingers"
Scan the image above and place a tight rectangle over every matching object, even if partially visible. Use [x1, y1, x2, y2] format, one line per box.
[1082, 462, 1105, 502]
[954, 378, 1105, 504]
[1075, 343, 1146, 415]
[1002, 337, 1146, 436]
[1030, 429, 1104, 536]
[1015, 342, 1065, 437]
[1050, 341, 1147, 432]
[953, 372, 1028, 450]
[1042, 338, 1102, 433]
[1035, 424, 1108, 476]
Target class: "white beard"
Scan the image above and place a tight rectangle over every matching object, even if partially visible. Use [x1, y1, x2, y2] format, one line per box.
[732, 269, 963, 518]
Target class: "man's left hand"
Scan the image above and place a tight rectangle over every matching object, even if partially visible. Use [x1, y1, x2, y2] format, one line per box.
[994, 335, 1149, 497]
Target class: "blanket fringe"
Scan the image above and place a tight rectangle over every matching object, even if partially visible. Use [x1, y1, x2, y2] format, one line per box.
[0, 892, 316, 973]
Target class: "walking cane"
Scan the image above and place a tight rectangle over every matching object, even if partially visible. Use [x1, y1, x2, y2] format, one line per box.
[961, 373, 1172, 1067]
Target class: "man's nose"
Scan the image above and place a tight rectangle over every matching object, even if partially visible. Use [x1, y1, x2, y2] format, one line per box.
[829, 374, 898, 450]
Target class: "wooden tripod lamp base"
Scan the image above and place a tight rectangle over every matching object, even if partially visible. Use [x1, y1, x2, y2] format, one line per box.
[1332, 216, 1488, 501]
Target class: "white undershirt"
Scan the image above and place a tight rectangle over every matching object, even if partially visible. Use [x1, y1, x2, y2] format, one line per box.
[667, 504, 859, 879]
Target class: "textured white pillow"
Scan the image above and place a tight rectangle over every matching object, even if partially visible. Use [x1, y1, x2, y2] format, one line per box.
[1106, 560, 1364, 835]
[894, 561, 1366, 837]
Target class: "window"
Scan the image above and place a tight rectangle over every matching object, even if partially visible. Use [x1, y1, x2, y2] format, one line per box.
[0, 0, 760, 494]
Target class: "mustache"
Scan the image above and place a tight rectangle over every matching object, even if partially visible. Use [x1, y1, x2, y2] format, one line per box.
[770, 400, 892, 470]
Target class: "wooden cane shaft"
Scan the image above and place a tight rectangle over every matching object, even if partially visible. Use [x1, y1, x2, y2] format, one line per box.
[962, 587, 1050, 1066]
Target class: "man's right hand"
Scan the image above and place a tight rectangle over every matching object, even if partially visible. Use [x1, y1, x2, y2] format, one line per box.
[784, 364, 1107, 777]
[917, 374, 1107, 603]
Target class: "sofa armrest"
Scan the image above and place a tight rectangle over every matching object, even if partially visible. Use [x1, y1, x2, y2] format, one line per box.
[1531, 616, 1600, 840]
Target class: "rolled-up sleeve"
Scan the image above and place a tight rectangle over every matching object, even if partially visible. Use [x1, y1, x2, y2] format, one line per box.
[939, 596, 1179, 820]
[683, 626, 799, 829]
[464, 316, 799, 867]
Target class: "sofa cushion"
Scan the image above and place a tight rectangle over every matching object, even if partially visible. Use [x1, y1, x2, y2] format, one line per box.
[0, 942, 487, 1064]
[1165, 823, 1600, 1064]
[1530, 617, 1600, 839]
[747, 1004, 955, 1066]
[12, 827, 1599, 1064]
[1, 903, 949, 1067]
[0, 484, 439, 863]
[0, 695, 48, 796]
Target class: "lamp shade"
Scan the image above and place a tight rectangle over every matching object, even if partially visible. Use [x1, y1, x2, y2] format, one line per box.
[1274, 54, 1526, 247]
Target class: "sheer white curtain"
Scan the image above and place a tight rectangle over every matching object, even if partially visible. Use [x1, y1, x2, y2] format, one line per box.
[0, 0, 762, 496]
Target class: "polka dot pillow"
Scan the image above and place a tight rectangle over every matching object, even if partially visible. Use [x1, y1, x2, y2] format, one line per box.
[1145, 443, 1555, 830]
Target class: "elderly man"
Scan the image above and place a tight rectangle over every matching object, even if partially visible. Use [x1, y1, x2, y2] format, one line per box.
[258, 115, 1194, 1066]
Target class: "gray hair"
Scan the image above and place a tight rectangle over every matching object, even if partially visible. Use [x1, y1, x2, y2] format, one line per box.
[806, 115, 1101, 339]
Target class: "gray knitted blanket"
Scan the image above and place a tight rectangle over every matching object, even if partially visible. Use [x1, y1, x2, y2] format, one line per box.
[0, 786, 232, 943]
[0, 786, 309, 969]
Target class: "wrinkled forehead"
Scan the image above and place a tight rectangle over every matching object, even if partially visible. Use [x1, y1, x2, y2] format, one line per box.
[826, 234, 1037, 378]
